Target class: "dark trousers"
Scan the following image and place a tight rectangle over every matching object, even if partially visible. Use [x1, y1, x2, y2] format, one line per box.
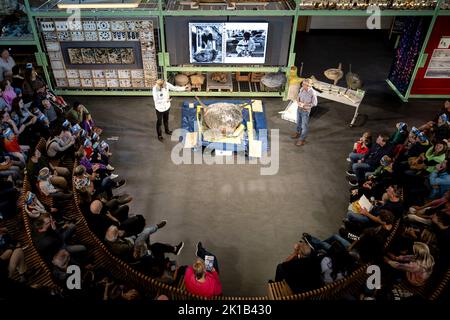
[156, 109, 170, 137]
[196, 245, 219, 273]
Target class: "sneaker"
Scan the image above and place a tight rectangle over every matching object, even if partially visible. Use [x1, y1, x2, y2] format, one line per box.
[346, 170, 356, 177]
[291, 132, 300, 139]
[174, 242, 184, 255]
[114, 179, 126, 189]
[117, 195, 133, 205]
[295, 140, 306, 147]
[157, 220, 167, 229]
[106, 164, 115, 171]
[158, 136, 164, 142]
[346, 158, 351, 163]
[348, 180, 359, 187]
[301, 233, 315, 251]
[110, 174, 119, 180]
[165, 130, 173, 135]
[195, 241, 203, 257]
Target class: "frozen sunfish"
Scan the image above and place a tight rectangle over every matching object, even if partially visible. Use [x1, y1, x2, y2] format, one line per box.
[261, 72, 286, 88]
[203, 103, 243, 136]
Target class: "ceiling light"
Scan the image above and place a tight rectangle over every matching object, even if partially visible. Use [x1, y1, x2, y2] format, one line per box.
[57, 0, 141, 9]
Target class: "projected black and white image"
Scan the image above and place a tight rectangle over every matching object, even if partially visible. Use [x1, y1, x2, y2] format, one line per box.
[189, 23, 223, 64]
[224, 22, 268, 64]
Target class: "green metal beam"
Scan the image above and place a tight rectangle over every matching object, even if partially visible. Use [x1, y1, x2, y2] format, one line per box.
[297, 9, 436, 16]
[166, 66, 283, 72]
[0, 39, 36, 46]
[404, 0, 443, 99]
[283, 1, 300, 101]
[157, 0, 167, 81]
[53, 89, 283, 97]
[409, 94, 450, 99]
[386, 79, 408, 102]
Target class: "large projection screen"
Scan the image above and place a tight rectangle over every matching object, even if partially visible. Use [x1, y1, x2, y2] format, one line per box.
[166, 16, 291, 66]
[189, 22, 269, 64]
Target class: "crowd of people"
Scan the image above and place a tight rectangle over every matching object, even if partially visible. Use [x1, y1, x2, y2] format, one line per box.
[272, 100, 450, 300]
[1, 47, 448, 301]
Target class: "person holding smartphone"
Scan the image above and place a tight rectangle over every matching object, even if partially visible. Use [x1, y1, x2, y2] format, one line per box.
[184, 241, 222, 298]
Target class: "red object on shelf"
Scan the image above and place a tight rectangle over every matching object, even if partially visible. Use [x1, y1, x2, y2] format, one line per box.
[411, 17, 450, 96]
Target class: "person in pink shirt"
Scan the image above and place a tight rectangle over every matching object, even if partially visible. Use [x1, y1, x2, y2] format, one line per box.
[184, 242, 222, 298]
[0, 80, 16, 108]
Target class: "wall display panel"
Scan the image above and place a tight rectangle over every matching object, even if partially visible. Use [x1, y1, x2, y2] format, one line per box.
[38, 17, 158, 90]
[167, 16, 291, 66]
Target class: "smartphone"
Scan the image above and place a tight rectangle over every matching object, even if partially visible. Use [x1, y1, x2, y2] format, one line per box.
[204, 255, 214, 272]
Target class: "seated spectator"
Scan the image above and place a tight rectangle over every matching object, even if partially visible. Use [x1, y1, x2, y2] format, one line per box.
[347, 134, 392, 185]
[184, 242, 222, 298]
[32, 212, 86, 262]
[11, 65, 24, 94]
[81, 112, 95, 135]
[432, 114, 450, 142]
[431, 214, 450, 268]
[390, 122, 408, 146]
[349, 154, 394, 188]
[41, 98, 58, 127]
[0, 80, 16, 107]
[37, 167, 72, 200]
[2, 126, 28, 165]
[407, 191, 450, 225]
[347, 131, 371, 163]
[26, 146, 70, 187]
[428, 158, 450, 199]
[22, 65, 45, 104]
[66, 101, 88, 126]
[45, 127, 75, 160]
[0, 227, 37, 283]
[0, 151, 21, 182]
[271, 240, 321, 294]
[24, 191, 47, 219]
[320, 241, 355, 285]
[419, 100, 450, 134]
[384, 242, 435, 287]
[406, 141, 447, 176]
[104, 220, 167, 261]
[87, 199, 144, 238]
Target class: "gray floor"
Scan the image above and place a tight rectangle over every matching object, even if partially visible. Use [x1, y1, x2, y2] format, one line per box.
[66, 30, 445, 297]
[74, 93, 443, 297]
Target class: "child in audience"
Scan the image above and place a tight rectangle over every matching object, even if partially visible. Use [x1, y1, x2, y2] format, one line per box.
[347, 131, 372, 163]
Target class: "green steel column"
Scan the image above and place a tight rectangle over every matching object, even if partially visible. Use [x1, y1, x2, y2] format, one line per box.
[24, 0, 53, 91]
[282, 0, 300, 101]
[404, 0, 443, 100]
[158, 0, 168, 81]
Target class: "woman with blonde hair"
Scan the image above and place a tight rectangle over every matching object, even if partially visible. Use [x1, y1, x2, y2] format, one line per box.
[384, 242, 435, 286]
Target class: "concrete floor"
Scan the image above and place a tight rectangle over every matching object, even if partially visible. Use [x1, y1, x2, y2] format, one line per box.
[68, 31, 446, 296]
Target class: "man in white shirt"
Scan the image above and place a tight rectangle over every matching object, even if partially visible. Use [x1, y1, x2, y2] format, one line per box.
[291, 78, 318, 146]
[152, 79, 188, 142]
[0, 48, 16, 81]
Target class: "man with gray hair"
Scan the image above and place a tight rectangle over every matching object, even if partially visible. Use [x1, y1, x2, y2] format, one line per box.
[291, 78, 318, 147]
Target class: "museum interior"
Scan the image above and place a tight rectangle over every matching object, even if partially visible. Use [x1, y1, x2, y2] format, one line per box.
[0, 0, 450, 303]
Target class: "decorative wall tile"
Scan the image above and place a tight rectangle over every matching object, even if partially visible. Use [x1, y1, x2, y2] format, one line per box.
[53, 70, 66, 78]
[132, 79, 145, 87]
[55, 78, 68, 87]
[66, 70, 79, 79]
[40, 21, 55, 31]
[82, 21, 97, 31]
[118, 70, 131, 79]
[48, 51, 63, 60]
[131, 70, 144, 78]
[71, 31, 84, 41]
[46, 42, 60, 51]
[57, 31, 70, 41]
[135, 20, 152, 32]
[111, 21, 125, 31]
[68, 78, 81, 87]
[139, 32, 153, 41]
[125, 21, 136, 31]
[94, 79, 106, 87]
[98, 31, 112, 41]
[105, 70, 117, 79]
[127, 32, 139, 41]
[43, 32, 57, 41]
[93, 70, 105, 78]
[119, 79, 132, 88]
[84, 31, 98, 41]
[112, 31, 126, 41]
[55, 21, 69, 31]
[81, 48, 96, 64]
[50, 60, 64, 69]
[68, 20, 82, 31]
[96, 21, 110, 31]
[106, 79, 119, 87]
[81, 79, 94, 87]
[79, 70, 92, 78]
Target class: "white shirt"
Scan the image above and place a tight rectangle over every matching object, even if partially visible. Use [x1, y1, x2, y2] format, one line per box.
[152, 82, 186, 112]
[0, 56, 16, 81]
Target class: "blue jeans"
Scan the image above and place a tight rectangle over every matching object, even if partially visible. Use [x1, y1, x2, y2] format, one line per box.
[135, 224, 158, 247]
[309, 234, 351, 252]
[348, 152, 364, 163]
[352, 162, 373, 182]
[296, 109, 310, 141]
[347, 210, 370, 224]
